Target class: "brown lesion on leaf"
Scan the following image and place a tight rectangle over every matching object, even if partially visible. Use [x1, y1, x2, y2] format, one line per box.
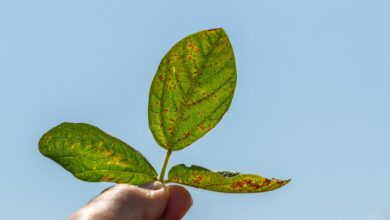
[180, 132, 191, 140]
[262, 178, 271, 186]
[242, 179, 260, 190]
[192, 175, 203, 184]
[186, 54, 194, 61]
[170, 176, 180, 182]
[101, 176, 112, 182]
[187, 40, 200, 53]
[232, 180, 245, 190]
[232, 178, 271, 191]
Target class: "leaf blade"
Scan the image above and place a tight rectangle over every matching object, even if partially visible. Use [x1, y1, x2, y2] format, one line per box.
[39, 122, 157, 185]
[168, 164, 290, 193]
[149, 28, 237, 150]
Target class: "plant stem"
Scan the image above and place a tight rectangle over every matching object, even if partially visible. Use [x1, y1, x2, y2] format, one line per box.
[159, 149, 172, 182]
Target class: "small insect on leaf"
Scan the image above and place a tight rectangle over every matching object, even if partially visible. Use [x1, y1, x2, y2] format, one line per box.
[168, 164, 290, 193]
[148, 28, 237, 151]
[39, 122, 157, 185]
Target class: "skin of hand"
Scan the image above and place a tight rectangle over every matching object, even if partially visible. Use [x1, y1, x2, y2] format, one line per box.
[68, 181, 192, 220]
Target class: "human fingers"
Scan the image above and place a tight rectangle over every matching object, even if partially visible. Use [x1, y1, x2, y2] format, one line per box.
[161, 184, 193, 220]
[69, 182, 168, 220]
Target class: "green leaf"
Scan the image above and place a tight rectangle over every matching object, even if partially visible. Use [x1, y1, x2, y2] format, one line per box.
[149, 28, 237, 151]
[39, 122, 157, 185]
[168, 164, 290, 193]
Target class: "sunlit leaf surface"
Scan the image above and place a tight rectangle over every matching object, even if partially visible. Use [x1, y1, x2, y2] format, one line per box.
[39, 122, 157, 185]
[168, 164, 290, 193]
[149, 28, 237, 151]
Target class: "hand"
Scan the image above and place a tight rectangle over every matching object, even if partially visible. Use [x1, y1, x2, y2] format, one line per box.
[69, 181, 192, 220]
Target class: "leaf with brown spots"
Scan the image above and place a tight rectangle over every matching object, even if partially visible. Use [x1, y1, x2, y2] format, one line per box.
[39, 122, 157, 185]
[168, 164, 290, 193]
[148, 28, 237, 151]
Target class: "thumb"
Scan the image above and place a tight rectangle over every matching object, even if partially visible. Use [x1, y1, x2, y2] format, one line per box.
[140, 181, 169, 220]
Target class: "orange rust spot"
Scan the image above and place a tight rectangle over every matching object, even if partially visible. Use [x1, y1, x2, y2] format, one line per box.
[232, 181, 244, 190]
[250, 183, 261, 190]
[262, 179, 271, 186]
[102, 176, 111, 182]
[162, 109, 168, 114]
[158, 75, 163, 81]
[244, 179, 262, 190]
[243, 179, 252, 184]
[192, 175, 203, 184]
[180, 132, 191, 140]
[232, 179, 264, 191]
[187, 40, 199, 51]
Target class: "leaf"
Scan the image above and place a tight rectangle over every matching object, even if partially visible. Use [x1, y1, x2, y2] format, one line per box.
[39, 122, 157, 185]
[168, 164, 290, 193]
[149, 28, 237, 151]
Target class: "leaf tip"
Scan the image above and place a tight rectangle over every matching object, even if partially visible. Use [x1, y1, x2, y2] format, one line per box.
[281, 178, 291, 186]
[269, 178, 291, 191]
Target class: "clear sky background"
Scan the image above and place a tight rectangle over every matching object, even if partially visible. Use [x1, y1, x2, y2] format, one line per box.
[1, 0, 389, 219]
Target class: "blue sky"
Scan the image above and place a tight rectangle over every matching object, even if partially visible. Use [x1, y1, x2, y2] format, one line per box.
[1, 0, 390, 219]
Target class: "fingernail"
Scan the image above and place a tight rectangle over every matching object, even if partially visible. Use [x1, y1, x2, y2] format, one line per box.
[141, 181, 164, 190]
